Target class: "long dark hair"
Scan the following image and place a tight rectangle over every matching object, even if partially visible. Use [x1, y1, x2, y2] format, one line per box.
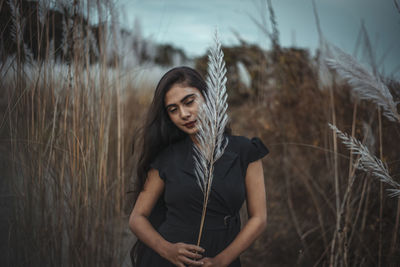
[130, 66, 231, 266]
[133, 66, 211, 202]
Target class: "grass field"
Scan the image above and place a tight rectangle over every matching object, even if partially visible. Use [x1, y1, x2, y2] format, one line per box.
[1, 0, 399, 266]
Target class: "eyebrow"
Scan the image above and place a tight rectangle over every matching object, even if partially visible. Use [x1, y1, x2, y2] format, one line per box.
[165, 93, 196, 109]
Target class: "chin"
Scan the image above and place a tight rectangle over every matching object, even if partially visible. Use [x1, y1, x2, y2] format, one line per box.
[181, 127, 198, 135]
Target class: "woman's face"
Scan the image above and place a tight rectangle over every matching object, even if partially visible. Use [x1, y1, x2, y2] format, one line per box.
[164, 83, 204, 136]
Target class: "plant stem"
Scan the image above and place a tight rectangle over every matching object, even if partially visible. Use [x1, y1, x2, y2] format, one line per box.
[378, 107, 383, 267]
[329, 75, 340, 267]
[196, 165, 214, 246]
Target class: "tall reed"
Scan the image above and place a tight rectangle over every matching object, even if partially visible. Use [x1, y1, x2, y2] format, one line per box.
[193, 30, 229, 246]
[236, 1, 400, 266]
[2, 1, 138, 265]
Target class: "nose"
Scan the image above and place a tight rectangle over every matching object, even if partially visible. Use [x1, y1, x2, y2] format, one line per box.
[179, 107, 191, 120]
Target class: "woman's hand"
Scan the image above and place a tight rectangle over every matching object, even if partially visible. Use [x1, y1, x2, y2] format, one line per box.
[130, 171, 204, 267]
[162, 242, 205, 267]
[200, 257, 227, 267]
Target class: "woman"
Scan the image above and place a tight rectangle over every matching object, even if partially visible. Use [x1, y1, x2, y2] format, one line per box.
[129, 66, 269, 267]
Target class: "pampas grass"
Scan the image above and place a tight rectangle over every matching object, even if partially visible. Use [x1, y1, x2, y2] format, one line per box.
[325, 44, 400, 123]
[193, 30, 229, 246]
[328, 123, 400, 197]
[2, 0, 399, 266]
[1, 1, 140, 265]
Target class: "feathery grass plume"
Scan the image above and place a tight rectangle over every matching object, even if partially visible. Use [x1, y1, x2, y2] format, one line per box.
[87, 25, 100, 58]
[328, 123, 400, 197]
[325, 44, 400, 122]
[8, 0, 24, 44]
[312, 0, 336, 88]
[8, 0, 35, 63]
[8, 0, 33, 62]
[37, 0, 48, 25]
[61, 17, 72, 56]
[193, 30, 229, 246]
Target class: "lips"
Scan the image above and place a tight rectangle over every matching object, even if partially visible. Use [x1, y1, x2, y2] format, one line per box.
[184, 120, 196, 128]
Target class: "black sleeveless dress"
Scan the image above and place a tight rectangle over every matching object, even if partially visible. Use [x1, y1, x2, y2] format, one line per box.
[136, 134, 269, 267]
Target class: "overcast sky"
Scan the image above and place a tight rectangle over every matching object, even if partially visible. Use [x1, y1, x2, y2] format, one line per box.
[118, 0, 400, 78]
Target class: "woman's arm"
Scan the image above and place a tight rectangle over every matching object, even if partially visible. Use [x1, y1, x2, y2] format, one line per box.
[202, 159, 267, 267]
[129, 168, 205, 267]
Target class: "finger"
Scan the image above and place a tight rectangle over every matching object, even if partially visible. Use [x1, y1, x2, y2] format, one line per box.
[201, 258, 212, 266]
[180, 256, 204, 266]
[184, 244, 205, 253]
[181, 250, 203, 259]
[185, 250, 203, 261]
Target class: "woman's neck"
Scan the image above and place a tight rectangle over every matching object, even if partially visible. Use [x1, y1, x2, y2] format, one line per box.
[189, 134, 200, 148]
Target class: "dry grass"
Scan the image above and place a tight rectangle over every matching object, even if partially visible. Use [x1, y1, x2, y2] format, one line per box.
[0, 0, 150, 265]
[1, 0, 399, 266]
[3, 47, 134, 267]
[232, 68, 400, 266]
